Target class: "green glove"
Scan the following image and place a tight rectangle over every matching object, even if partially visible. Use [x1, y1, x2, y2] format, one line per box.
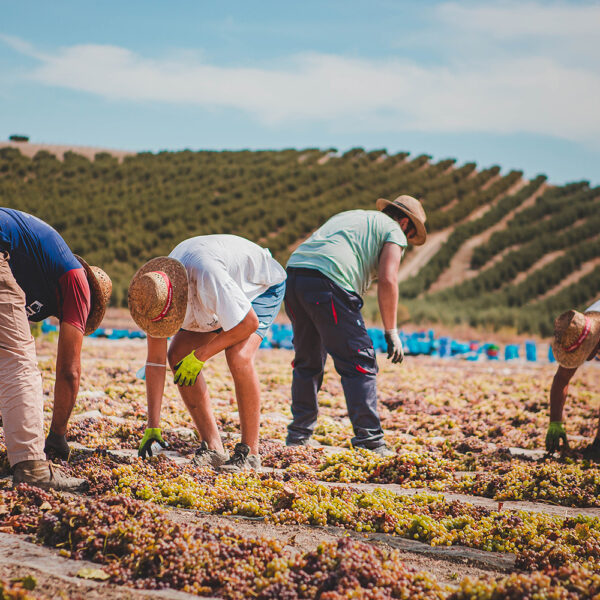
[173, 351, 205, 386]
[138, 428, 168, 458]
[545, 421, 568, 453]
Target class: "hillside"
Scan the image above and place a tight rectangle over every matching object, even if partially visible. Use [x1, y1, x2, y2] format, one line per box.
[0, 145, 598, 336]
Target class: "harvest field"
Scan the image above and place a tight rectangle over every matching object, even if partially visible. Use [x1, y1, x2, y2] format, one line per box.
[2, 337, 600, 599]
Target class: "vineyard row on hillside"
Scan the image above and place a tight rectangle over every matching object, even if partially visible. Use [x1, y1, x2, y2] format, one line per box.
[2, 146, 597, 335]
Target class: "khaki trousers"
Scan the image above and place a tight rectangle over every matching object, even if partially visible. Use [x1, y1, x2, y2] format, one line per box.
[0, 252, 45, 465]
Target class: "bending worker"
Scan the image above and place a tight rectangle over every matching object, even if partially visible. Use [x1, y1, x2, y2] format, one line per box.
[546, 301, 600, 455]
[284, 195, 427, 455]
[0, 208, 111, 490]
[128, 234, 286, 472]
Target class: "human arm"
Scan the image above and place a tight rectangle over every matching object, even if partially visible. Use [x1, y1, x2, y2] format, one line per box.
[138, 336, 169, 457]
[377, 242, 402, 330]
[45, 270, 90, 459]
[377, 242, 403, 363]
[45, 322, 84, 459]
[546, 365, 577, 452]
[50, 321, 84, 436]
[549, 365, 577, 422]
[146, 336, 168, 428]
[194, 309, 259, 362]
[173, 309, 259, 386]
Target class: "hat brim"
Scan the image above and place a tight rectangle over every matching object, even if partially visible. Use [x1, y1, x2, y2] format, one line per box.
[74, 255, 112, 336]
[128, 257, 188, 338]
[376, 197, 427, 245]
[552, 312, 600, 368]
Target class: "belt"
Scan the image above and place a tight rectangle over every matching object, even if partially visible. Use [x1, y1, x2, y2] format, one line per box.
[286, 267, 331, 280]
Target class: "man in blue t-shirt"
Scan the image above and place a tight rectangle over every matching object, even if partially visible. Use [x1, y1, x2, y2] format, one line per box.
[0, 208, 112, 491]
[285, 195, 427, 455]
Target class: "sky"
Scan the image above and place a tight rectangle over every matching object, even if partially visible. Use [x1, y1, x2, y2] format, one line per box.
[1, 0, 599, 184]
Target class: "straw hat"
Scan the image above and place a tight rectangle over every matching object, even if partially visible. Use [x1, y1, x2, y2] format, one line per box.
[128, 257, 188, 338]
[552, 309, 600, 368]
[376, 195, 427, 245]
[74, 255, 112, 335]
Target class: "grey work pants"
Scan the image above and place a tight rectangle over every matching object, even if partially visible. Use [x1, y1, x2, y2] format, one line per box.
[284, 267, 384, 449]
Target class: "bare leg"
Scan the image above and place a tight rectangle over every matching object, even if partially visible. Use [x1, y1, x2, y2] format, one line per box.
[225, 333, 262, 455]
[167, 330, 224, 453]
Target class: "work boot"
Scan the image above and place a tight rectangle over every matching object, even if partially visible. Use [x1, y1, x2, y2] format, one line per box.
[191, 440, 229, 468]
[12, 460, 88, 492]
[218, 443, 261, 473]
[367, 445, 396, 458]
[286, 437, 320, 448]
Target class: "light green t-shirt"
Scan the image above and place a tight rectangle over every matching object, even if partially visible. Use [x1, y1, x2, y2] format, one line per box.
[287, 210, 407, 296]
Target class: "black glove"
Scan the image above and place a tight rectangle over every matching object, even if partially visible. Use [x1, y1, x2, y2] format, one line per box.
[44, 430, 71, 461]
[384, 330, 404, 364]
[581, 437, 600, 460]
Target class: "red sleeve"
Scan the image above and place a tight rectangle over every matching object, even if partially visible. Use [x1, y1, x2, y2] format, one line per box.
[58, 268, 91, 333]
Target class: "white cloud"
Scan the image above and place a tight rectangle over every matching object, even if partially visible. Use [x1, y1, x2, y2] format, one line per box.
[437, 1, 600, 38]
[2, 1, 600, 147]
[0, 34, 43, 59]
[430, 1, 600, 70]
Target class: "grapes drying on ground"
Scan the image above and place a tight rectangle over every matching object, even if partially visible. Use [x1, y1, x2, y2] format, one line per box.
[2, 340, 600, 597]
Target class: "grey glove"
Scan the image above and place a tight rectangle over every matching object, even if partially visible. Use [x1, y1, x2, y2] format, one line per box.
[384, 329, 404, 364]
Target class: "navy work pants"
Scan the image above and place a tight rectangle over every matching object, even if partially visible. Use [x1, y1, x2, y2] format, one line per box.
[284, 267, 384, 449]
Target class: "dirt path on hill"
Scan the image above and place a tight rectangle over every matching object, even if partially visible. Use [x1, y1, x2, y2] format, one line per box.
[536, 257, 600, 301]
[397, 229, 452, 282]
[0, 141, 134, 162]
[428, 182, 546, 293]
[400, 179, 531, 287]
[510, 250, 565, 286]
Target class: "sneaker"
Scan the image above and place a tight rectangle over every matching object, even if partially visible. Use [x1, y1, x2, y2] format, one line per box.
[191, 441, 229, 468]
[12, 460, 88, 492]
[218, 443, 261, 473]
[285, 438, 310, 448]
[286, 438, 319, 448]
[366, 445, 396, 458]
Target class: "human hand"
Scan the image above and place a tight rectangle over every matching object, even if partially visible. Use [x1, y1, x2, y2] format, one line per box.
[138, 427, 168, 458]
[581, 437, 600, 460]
[173, 351, 205, 386]
[545, 421, 568, 453]
[384, 330, 404, 364]
[44, 430, 71, 461]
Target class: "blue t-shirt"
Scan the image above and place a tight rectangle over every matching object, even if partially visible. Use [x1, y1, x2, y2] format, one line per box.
[0, 208, 88, 324]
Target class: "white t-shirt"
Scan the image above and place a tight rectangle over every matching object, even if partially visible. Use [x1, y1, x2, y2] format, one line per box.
[169, 235, 286, 332]
[586, 299, 600, 313]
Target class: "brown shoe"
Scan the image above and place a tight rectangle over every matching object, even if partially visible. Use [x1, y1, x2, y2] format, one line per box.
[12, 460, 88, 492]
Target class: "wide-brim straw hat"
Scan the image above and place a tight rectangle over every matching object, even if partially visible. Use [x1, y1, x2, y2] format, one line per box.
[128, 257, 188, 338]
[375, 194, 427, 245]
[552, 309, 600, 368]
[74, 255, 112, 336]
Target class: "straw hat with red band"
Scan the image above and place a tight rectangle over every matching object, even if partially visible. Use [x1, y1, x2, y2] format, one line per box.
[552, 309, 600, 368]
[375, 194, 427, 246]
[128, 257, 188, 338]
[73, 255, 112, 336]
